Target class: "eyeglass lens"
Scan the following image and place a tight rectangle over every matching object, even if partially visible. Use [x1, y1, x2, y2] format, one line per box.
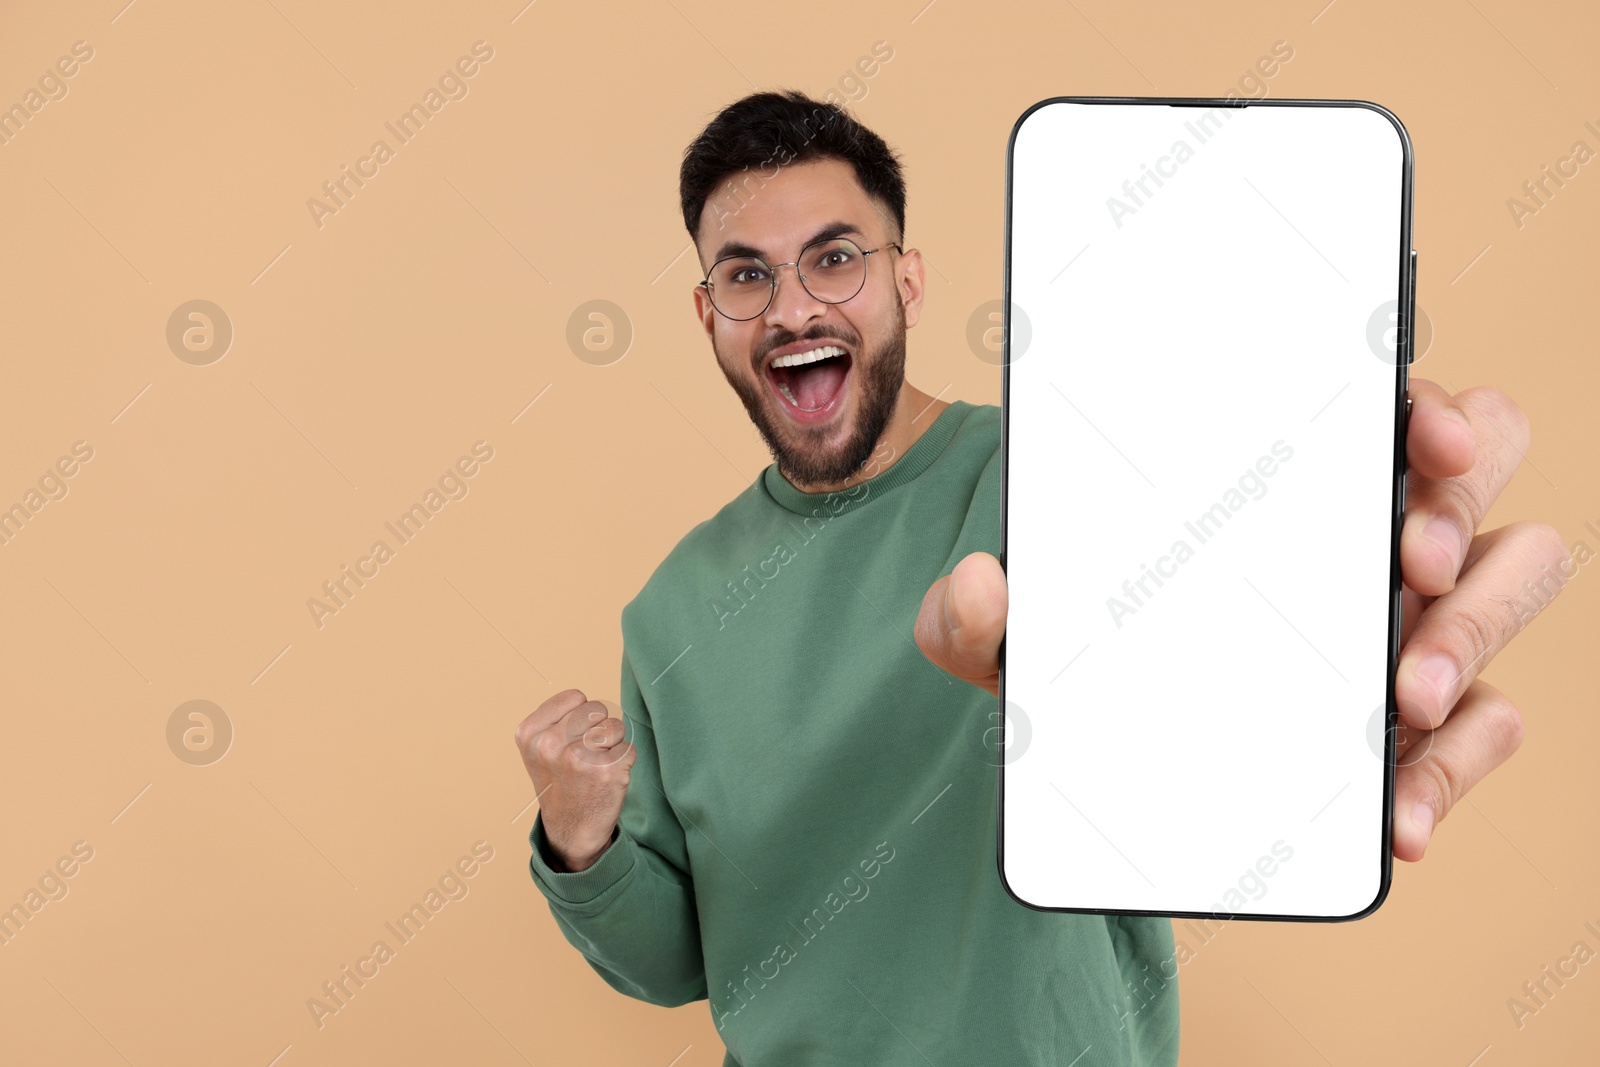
[707, 238, 870, 319]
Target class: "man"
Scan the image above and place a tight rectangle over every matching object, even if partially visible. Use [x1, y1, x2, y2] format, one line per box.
[514, 90, 1564, 1065]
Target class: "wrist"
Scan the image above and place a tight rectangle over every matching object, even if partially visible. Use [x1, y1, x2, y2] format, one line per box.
[548, 824, 618, 873]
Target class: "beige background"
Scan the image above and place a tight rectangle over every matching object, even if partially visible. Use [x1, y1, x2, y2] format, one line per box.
[1, 0, 1595, 1063]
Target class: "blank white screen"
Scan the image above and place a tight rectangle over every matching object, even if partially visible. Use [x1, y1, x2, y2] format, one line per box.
[1002, 100, 1406, 919]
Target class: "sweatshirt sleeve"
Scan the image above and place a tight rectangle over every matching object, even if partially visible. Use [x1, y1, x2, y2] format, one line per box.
[525, 647, 708, 1007]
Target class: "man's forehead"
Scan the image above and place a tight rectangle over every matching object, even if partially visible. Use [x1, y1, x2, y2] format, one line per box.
[698, 159, 880, 262]
[705, 219, 869, 264]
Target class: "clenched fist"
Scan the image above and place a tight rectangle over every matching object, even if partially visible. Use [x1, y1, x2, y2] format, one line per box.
[513, 688, 636, 872]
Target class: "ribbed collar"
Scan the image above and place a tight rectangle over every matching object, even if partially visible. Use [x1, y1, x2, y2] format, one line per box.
[761, 400, 975, 517]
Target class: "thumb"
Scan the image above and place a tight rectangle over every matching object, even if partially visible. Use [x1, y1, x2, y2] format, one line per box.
[914, 551, 1007, 694]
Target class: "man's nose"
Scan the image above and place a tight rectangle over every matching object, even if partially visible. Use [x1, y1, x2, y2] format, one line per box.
[764, 263, 827, 331]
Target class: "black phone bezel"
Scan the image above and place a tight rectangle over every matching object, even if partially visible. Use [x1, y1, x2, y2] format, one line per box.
[996, 96, 1413, 924]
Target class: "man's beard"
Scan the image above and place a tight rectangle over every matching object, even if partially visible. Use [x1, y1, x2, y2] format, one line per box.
[715, 298, 907, 490]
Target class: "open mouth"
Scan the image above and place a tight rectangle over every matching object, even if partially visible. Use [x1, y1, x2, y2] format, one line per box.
[765, 344, 852, 421]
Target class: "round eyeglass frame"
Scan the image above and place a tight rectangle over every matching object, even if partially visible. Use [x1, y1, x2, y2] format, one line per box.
[698, 238, 903, 321]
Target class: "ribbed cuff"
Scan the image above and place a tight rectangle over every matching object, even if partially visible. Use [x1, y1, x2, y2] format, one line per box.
[528, 811, 634, 907]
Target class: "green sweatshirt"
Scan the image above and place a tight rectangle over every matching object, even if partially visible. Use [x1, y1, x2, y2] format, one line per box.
[527, 399, 1179, 1066]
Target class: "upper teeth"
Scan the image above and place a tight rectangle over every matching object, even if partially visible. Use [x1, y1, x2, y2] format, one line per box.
[771, 345, 844, 369]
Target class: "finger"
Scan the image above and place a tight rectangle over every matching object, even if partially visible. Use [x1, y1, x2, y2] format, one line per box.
[1397, 584, 1429, 650]
[514, 691, 592, 773]
[913, 551, 1007, 695]
[1401, 385, 1529, 596]
[572, 717, 636, 769]
[515, 688, 589, 746]
[1404, 378, 1475, 480]
[1392, 678, 1524, 862]
[576, 714, 627, 752]
[1395, 521, 1569, 730]
[561, 699, 616, 745]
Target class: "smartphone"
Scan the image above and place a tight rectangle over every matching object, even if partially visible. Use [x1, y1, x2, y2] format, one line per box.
[998, 97, 1413, 921]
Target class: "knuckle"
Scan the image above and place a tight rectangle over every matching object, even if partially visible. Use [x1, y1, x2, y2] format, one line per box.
[533, 731, 565, 765]
[1439, 473, 1494, 533]
[1503, 522, 1572, 629]
[537, 688, 576, 711]
[1464, 385, 1528, 440]
[1516, 520, 1570, 572]
[1418, 753, 1466, 818]
[1446, 598, 1505, 663]
[1479, 689, 1525, 756]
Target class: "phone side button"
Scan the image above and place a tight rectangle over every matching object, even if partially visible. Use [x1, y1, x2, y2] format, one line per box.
[1400, 396, 1410, 517]
[1408, 249, 1418, 364]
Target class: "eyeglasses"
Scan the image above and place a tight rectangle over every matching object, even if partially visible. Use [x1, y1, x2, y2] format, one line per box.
[699, 237, 901, 321]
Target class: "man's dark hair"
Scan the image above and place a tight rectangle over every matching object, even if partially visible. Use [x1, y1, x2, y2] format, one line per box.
[679, 90, 906, 250]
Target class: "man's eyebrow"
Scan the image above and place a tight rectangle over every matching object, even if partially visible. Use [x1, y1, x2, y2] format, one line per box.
[709, 220, 866, 264]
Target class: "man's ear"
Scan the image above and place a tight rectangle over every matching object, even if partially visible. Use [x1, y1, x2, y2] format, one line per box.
[896, 246, 928, 330]
[692, 282, 715, 339]
[688, 237, 717, 338]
